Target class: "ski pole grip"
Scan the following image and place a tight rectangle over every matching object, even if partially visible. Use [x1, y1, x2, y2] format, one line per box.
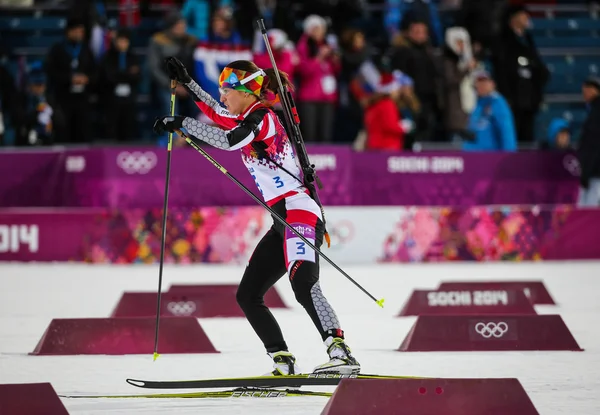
[257, 19, 267, 34]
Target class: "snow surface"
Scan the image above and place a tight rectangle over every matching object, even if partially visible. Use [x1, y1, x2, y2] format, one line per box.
[1, 261, 600, 414]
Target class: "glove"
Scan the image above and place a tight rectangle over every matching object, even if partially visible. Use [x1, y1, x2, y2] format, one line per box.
[165, 57, 192, 84]
[153, 115, 185, 135]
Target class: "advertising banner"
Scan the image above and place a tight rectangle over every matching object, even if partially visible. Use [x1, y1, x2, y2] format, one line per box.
[0, 209, 102, 261]
[1, 206, 598, 264]
[0, 148, 579, 208]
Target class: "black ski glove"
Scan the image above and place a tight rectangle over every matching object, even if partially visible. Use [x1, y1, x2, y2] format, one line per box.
[153, 115, 185, 135]
[165, 57, 192, 84]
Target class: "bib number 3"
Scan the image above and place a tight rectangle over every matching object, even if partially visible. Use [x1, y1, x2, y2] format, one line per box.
[285, 224, 316, 265]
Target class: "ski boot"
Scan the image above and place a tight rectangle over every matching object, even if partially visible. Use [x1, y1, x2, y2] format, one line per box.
[266, 351, 301, 376]
[313, 337, 360, 375]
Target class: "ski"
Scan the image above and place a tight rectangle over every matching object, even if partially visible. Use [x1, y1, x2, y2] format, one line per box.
[126, 373, 424, 390]
[60, 387, 332, 399]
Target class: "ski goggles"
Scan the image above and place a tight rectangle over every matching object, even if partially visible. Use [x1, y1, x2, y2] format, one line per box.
[218, 67, 266, 96]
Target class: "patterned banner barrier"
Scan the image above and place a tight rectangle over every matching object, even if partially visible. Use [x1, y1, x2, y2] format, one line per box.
[0, 147, 579, 208]
[1, 206, 598, 263]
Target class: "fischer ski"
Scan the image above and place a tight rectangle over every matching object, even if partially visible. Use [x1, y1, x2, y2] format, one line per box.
[60, 387, 332, 399]
[126, 373, 425, 390]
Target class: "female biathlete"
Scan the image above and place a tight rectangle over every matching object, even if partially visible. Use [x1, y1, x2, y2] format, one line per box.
[153, 57, 360, 376]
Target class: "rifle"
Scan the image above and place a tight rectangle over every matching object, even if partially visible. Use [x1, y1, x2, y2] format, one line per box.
[256, 18, 331, 248]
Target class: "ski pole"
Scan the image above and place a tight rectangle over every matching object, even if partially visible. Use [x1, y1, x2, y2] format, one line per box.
[153, 79, 178, 361]
[177, 132, 384, 308]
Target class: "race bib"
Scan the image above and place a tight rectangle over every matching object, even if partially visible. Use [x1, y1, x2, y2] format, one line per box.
[285, 223, 316, 265]
[321, 75, 337, 94]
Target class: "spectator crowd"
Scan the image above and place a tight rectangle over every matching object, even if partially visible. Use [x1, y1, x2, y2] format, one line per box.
[0, 0, 598, 157]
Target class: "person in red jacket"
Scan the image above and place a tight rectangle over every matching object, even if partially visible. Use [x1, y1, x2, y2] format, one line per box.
[363, 72, 409, 151]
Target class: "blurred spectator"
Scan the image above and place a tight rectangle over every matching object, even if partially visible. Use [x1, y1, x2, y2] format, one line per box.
[349, 62, 416, 151]
[458, 0, 508, 55]
[492, 4, 549, 143]
[182, 0, 211, 40]
[395, 70, 420, 149]
[15, 63, 53, 146]
[254, 28, 298, 79]
[45, 18, 95, 143]
[67, 0, 108, 43]
[65, 0, 112, 62]
[340, 29, 372, 81]
[0, 49, 18, 145]
[298, 0, 367, 39]
[541, 118, 572, 151]
[577, 76, 600, 207]
[206, 7, 243, 45]
[336, 28, 373, 143]
[388, 19, 442, 143]
[347, 59, 378, 149]
[363, 73, 411, 151]
[234, 0, 298, 43]
[119, 0, 141, 28]
[463, 70, 517, 151]
[296, 15, 340, 143]
[91, 1, 113, 61]
[99, 28, 141, 141]
[385, 0, 444, 47]
[253, 28, 298, 119]
[148, 11, 196, 141]
[442, 27, 477, 142]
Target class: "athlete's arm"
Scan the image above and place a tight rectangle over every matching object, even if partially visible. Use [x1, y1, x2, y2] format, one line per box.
[183, 79, 239, 129]
[181, 117, 258, 151]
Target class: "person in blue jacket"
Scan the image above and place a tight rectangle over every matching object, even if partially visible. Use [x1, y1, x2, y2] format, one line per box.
[463, 69, 517, 151]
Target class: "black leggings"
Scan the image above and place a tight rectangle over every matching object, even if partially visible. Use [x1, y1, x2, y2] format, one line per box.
[236, 201, 344, 353]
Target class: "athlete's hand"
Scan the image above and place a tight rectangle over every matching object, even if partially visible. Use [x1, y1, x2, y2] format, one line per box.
[153, 115, 185, 135]
[165, 57, 192, 84]
[176, 85, 189, 97]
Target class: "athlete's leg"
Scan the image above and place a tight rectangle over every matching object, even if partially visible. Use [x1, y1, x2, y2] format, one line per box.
[236, 227, 288, 353]
[280, 193, 359, 373]
[286, 222, 342, 341]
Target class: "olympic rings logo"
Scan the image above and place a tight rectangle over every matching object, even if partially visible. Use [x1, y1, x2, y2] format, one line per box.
[166, 301, 197, 316]
[475, 322, 509, 339]
[116, 151, 157, 174]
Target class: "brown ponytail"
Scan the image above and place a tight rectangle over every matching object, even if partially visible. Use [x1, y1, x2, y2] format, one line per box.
[262, 67, 294, 96]
[224, 60, 294, 103]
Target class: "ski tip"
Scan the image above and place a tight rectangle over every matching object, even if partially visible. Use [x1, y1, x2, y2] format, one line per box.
[126, 379, 146, 388]
[376, 298, 385, 308]
[153, 352, 160, 361]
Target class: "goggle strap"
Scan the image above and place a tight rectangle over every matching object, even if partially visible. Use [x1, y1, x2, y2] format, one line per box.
[240, 69, 266, 85]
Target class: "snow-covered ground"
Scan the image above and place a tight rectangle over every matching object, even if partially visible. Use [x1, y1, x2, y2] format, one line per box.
[1, 261, 599, 414]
